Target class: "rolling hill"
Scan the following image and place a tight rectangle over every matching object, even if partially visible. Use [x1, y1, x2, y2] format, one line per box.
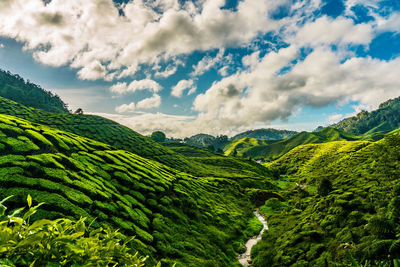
[250, 131, 400, 266]
[333, 97, 400, 136]
[225, 127, 359, 161]
[0, 96, 271, 180]
[0, 69, 69, 114]
[0, 113, 261, 266]
[231, 128, 298, 141]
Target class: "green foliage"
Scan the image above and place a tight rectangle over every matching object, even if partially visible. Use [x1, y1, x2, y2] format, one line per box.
[0, 97, 271, 180]
[151, 131, 166, 143]
[0, 195, 146, 266]
[317, 178, 333, 197]
[0, 114, 256, 266]
[226, 127, 360, 161]
[251, 132, 400, 266]
[0, 69, 68, 113]
[231, 128, 298, 141]
[334, 96, 400, 135]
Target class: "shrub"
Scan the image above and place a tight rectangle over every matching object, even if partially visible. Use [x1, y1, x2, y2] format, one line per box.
[0, 195, 147, 266]
[317, 178, 333, 197]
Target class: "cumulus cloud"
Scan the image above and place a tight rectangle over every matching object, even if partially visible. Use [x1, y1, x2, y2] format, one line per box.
[93, 112, 196, 138]
[192, 46, 400, 130]
[116, 102, 135, 113]
[328, 114, 344, 124]
[292, 16, 373, 47]
[0, 43, 4, 48]
[110, 79, 162, 94]
[136, 94, 161, 109]
[0, 0, 284, 81]
[191, 49, 232, 77]
[171, 79, 196, 97]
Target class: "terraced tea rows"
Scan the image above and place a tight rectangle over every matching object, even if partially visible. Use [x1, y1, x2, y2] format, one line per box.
[0, 114, 254, 266]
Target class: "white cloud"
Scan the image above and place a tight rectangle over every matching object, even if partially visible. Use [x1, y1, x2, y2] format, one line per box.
[0, 43, 4, 48]
[328, 114, 344, 124]
[136, 94, 161, 109]
[192, 46, 400, 131]
[0, 0, 284, 81]
[191, 49, 231, 77]
[93, 111, 196, 138]
[110, 79, 162, 94]
[116, 102, 136, 113]
[171, 79, 196, 97]
[293, 16, 373, 47]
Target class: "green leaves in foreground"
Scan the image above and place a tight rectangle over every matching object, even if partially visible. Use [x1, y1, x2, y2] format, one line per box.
[0, 195, 147, 267]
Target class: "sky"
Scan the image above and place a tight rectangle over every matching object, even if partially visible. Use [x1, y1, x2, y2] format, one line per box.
[0, 0, 400, 138]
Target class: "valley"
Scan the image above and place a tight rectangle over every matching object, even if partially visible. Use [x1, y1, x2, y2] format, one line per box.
[0, 69, 400, 266]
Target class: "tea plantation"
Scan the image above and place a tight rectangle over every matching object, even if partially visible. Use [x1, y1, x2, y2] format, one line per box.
[0, 97, 271, 180]
[250, 132, 400, 266]
[0, 113, 261, 266]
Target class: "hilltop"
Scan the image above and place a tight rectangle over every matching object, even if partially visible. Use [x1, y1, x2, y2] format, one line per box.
[0, 97, 272, 180]
[0, 113, 263, 266]
[0, 69, 68, 114]
[225, 127, 359, 161]
[231, 128, 298, 141]
[333, 97, 400, 136]
[250, 132, 400, 265]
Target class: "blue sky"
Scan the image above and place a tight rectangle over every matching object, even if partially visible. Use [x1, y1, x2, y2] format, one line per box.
[0, 0, 400, 137]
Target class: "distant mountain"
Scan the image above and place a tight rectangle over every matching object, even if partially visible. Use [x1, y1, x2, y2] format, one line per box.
[333, 97, 400, 136]
[184, 133, 229, 150]
[231, 128, 298, 141]
[0, 69, 69, 113]
[226, 127, 359, 161]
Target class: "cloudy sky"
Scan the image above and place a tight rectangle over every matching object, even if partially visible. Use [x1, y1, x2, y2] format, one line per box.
[0, 0, 400, 137]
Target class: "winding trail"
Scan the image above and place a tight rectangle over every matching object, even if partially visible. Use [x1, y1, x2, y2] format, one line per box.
[237, 209, 268, 266]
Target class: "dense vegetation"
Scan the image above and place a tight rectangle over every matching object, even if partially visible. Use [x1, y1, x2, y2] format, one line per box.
[231, 128, 298, 141]
[0, 97, 270, 180]
[0, 113, 264, 266]
[333, 97, 400, 136]
[0, 195, 146, 266]
[225, 127, 359, 161]
[0, 69, 68, 114]
[250, 133, 400, 266]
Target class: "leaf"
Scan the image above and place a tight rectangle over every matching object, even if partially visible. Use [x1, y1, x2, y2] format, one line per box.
[0, 195, 13, 205]
[27, 195, 32, 208]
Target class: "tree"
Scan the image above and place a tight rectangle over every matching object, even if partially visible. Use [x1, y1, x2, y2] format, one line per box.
[232, 149, 238, 157]
[151, 131, 166, 142]
[74, 108, 83, 115]
[207, 144, 215, 152]
[317, 178, 332, 197]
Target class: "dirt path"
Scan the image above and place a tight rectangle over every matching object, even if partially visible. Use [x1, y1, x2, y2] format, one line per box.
[237, 209, 268, 266]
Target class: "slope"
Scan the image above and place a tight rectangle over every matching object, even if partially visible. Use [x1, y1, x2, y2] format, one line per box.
[333, 97, 400, 135]
[0, 113, 258, 266]
[164, 142, 275, 190]
[0, 97, 271, 180]
[251, 132, 400, 266]
[0, 69, 68, 114]
[231, 128, 298, 141]
[226, 127, 359, 161]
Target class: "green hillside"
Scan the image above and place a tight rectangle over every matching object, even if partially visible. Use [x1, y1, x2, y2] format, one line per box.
[231, 128, 298, 141]
[164, 142, 275, 189]
[0, 69, 68, 114]
[333, 97, 400, 135]
[224, 138, 277, 157]
[0, 97, 271, 180]
[226, 127, 359, 161]
[0, 113, 262, 266]
[251, 133, 400, 266]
